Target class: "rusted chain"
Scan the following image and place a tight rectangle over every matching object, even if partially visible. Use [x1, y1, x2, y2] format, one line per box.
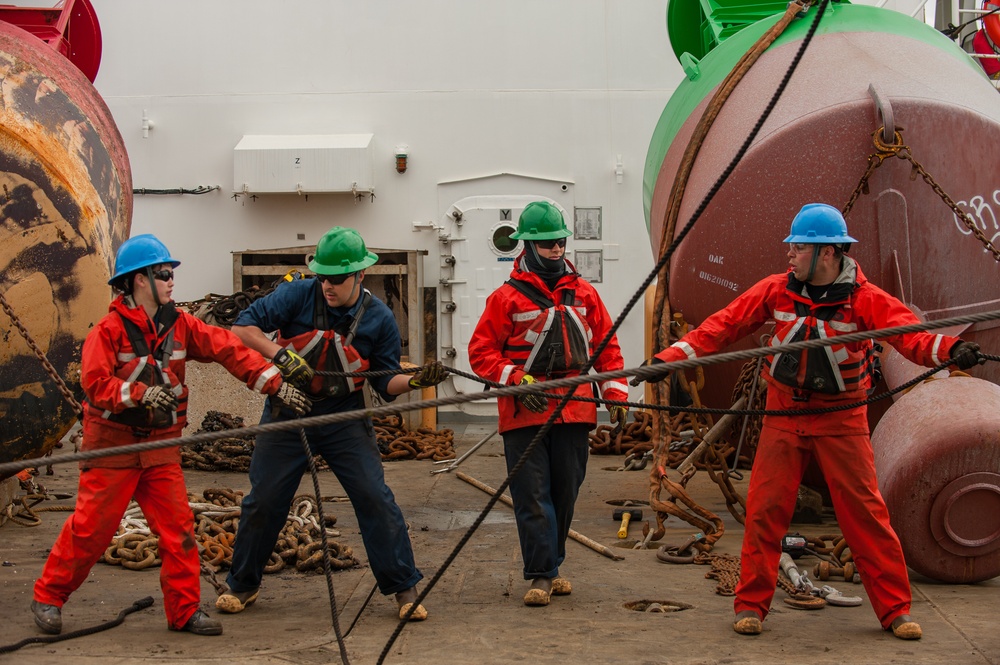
[181, 411, 256, 472]
[843, 126, 1000, 261]
[0, 289, 82, 415]
[372, 415, 456, 462]
[649, 0, 814, 521]
[101, 489, 359, 575]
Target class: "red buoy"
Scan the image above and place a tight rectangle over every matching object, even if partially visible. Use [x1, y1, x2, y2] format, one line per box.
[872, 376, 1000, 583]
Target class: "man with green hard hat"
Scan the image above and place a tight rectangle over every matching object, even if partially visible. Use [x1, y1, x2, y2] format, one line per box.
[219, 226, 446, 621]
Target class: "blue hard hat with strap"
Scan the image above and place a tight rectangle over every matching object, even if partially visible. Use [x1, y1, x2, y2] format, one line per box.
[783, 203, 858, 245]
[109, 234, 181, 284]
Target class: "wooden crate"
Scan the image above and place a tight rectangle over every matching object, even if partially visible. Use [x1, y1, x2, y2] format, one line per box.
[232, 245, 429, 428]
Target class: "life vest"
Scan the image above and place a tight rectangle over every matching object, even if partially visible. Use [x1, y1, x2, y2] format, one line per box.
[101, 303, 182, 431]
[765, 293, 874, 398]
[975, 21, 1000, 77]
[276, 286, 371, 399]
[502, 278, 591, 379]
[985, 0, 1000, 53]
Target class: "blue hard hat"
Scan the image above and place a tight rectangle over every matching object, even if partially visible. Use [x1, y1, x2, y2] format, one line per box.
[109, 234, 181, 283]
[783, 204, 858, 245]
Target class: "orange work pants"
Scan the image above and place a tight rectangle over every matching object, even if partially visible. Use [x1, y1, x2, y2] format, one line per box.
[734, 427, 911, 629]
[33, 464, 201, 629]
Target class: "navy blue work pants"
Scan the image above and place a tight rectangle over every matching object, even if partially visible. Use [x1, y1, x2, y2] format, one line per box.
[227, 415, 422, 596]
[502, 423, 590, 580]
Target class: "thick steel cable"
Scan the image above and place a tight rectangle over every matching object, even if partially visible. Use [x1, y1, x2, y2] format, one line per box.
[1, 307, 996, 479]
[296, 425, 351, 665]
[379, 3, 836, 661]
[323, 363, 956, 417]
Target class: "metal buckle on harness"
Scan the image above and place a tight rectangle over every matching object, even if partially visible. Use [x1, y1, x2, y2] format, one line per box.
[791, 389, 811, 402]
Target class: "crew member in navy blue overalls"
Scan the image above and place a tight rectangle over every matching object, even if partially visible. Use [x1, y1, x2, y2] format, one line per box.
[217, 226, 447, 621]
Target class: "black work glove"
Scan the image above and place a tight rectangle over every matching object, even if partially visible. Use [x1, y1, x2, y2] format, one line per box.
[950, 341, 984, 371]
[141, 385, 179, 411]
[273, 348, 315, 389]
[271, 382, 312, 417]
[408, 361, 449, 390]
[629, 357, 669, 387]
[517, 375, 548, 414]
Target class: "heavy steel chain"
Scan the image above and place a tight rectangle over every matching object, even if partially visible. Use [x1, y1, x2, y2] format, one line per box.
[0, 290, 82, 415]
[696, 552, 741, 596]
[843, 127, 1000, 261]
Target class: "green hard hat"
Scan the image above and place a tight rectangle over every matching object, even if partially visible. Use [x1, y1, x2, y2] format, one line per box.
[308, 226, 379, 275]
[510, 201, 572, 240]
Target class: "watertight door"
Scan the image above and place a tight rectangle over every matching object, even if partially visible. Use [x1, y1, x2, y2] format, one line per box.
[439, 195, 569, 417]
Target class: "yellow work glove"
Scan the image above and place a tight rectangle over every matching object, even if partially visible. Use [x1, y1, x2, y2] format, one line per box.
[609, 405, 628, 434]
[273, 349, 315, 389]
[518, 375, 548, 414]
[408, 361, 449, 389]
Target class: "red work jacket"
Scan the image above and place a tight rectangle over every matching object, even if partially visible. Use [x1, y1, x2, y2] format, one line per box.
[468, 257, 629, 434]
[654, 258, 959, 435]
[80, 295, 282, 468]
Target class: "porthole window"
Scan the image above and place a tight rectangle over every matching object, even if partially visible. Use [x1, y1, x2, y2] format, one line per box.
[489, 223, 521, 257]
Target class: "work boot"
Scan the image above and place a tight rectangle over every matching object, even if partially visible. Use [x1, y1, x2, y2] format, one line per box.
[523, 578, 552, 607]
[890, 614, 922, 640]
[395, 587, 428, 621]
[30, 600, 62, 635]
[551, 577, 572, 596]
[175, 610, 223, 636]
[733, 610, 763, 635]
[215, 587, 259, 614]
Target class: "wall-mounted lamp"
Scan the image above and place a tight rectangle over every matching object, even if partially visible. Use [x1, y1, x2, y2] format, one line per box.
[142, 109, 155, 139]
[395, 144, 409, 174]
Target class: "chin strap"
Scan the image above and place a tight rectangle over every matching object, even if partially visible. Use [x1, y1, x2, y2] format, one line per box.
[804, 246, 819, 283]
[145, 266, 163, 307]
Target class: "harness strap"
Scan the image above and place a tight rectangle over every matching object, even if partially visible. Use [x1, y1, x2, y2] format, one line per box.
[505, 279, 575, 309]
[117, 302, 179, 369]
[313, 285, 371, 345]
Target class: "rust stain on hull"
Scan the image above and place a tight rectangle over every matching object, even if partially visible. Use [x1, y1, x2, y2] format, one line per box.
[0, 21, 131, 472]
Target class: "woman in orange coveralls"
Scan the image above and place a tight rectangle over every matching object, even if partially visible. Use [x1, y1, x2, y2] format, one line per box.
[30, 234, 309, 637]
[468, 201, 630, 607]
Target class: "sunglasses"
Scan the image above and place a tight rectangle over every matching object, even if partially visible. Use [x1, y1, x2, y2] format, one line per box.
[534, 238, 567, 250]
[317, 272, 355, 286]
[151, 269, 175, 282]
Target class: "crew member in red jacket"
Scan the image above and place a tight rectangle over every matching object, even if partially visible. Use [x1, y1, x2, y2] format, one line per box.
[633, 204, 984, 640]
[30, 234, 309, 637]
[468, 201, 630, 607]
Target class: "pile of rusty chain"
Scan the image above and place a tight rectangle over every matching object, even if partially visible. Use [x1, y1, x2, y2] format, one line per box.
[727, 357, 768, 467]
[372, 415, 456, 462]
[696, 552, 741, 596]
[181, 411, 256, 472]
[694, 549, 844, 603]
[647, 371, 745, 553]
[101, 488, 359, 574]
[589, 409, 742, 473]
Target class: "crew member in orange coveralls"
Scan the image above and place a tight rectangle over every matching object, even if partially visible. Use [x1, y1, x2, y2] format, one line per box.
[633, 204, 984, 640]
[30, 234, 309, 637]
